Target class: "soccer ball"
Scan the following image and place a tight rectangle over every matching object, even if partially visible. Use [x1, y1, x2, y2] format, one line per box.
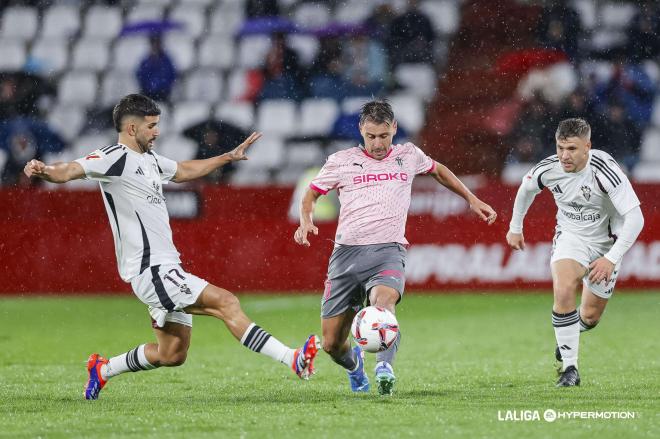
[351, 306, 399, 353]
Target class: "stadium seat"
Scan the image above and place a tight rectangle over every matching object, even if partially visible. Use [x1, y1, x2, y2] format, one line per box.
[198, 36, 235, 70]
[42, 5, 80, 39]
[579, 60, 614, 84]
[215, 101, 255, 130]
[651, 98, 660, 127]
[156, 135, 198, 162]
[0, 40, 26, 71]
[83, 6, 122, 40]
[632, 161, 660, 183]
[237, 35, 272, 69]
[641, 128, 660, 161]
[334, 0, 375, 23]
[256, 100, 297, 137]
[126, 4, 166, 22]
[0, 6, 38, 41]
[238, 136, 285, 169]
[501, 162, 534, 185]
[47, 104, 86, 142]
[184, 69, 223, 102]
[286, 141, 324, 167]
[113, 37, 151, 71]
[275, 165, 306, 185]
[341, 96, 370, 114]
[288, 35, 320, 67]
[572, 0, 597, 30]
[229, 166, 271, 186]
[420, 0, 460, 35]
[394, 64, 438, 100]
[163, 34, 196, 71]
[300, 99, 339, 136]
[389, 94, 425, 133]
[226, 69, 250, 101]
[101, 70, 140, 107]
[72, 39, 111, 72]
[30, 39, 69, 75]
[599, 2, 637, 30]
[0, 148, 7, 177]
[58, 71, 98, 106]
[293, 2, 331, 28]
[209, 3, 244, 36]
[171, 101, 211, 133]
[72, 134, 117, 159]
[642, 60, 660, 86]
[170, 4, 207, 39]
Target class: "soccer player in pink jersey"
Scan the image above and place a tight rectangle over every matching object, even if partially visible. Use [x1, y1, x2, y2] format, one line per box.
[294, 100, 497, 395]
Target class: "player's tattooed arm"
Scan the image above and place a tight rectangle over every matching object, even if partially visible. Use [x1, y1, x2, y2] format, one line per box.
[428, 161, 497, 225]
[23, 159, 85, 183]
[173, 132, 262, 182]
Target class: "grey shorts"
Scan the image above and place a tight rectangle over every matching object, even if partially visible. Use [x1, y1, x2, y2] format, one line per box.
[321, 243, 407, 318]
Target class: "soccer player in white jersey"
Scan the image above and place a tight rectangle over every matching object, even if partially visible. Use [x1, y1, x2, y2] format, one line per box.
[293, 100, 497, 395]
[506, 118, 644, 387]
[23, 94, 319, 400]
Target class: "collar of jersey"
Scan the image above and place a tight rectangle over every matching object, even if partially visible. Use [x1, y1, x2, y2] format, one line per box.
[360, 145, 394, 160]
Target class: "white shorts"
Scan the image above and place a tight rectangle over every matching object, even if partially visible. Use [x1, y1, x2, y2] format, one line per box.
[130, 264, 209, 328]
[550, 230, 620, 299]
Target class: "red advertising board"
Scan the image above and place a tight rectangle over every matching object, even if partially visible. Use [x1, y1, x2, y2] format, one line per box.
[1, 179, 658, 294]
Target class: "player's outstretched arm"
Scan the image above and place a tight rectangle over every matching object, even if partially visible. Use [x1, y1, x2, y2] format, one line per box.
[294, 188, 321, 247]
[428, 161, 497, 225]
[173, 132, 262, 183]
[23, 159, 85, 183]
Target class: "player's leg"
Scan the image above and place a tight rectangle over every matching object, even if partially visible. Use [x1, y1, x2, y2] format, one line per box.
[579, 285, 608, 332]
[85, 319, 191, 400]
[368, 285, 401, 395]
[321, 309, 370, 392]
[185, 283, 318, 379]
[551, 259, 585, 386]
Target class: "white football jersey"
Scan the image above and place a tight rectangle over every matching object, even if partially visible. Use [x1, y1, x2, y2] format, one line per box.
[522, 149, 640, 244]
[74, 144, 181, 282]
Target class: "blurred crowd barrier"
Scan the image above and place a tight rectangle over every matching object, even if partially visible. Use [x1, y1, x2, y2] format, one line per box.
[2, 181, 659, 294]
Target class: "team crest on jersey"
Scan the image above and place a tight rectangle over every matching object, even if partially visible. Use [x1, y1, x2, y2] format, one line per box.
[396, 157, 404, 167]
[581, 185, 591, 201]
[152, 181, 160, 193]
[569, 201, 584, 212]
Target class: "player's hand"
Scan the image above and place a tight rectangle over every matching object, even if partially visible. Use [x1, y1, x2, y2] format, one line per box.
[24, 159, 47, 178]
[294, 223, 318, 247]
[506, 231, 525, 250]
[226, 132, 262, 161]
[469, 197, 497, 225]
[588, 257, 615, 284]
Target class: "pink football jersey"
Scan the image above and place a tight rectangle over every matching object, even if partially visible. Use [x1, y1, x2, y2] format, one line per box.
[310, 143, 435, 245]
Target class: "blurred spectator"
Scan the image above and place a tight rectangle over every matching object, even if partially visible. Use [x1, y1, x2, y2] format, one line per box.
[388, 0, 436, 67]
[0, 118, 65, 186]
[537, 0, 582, 62]
[0, 72, 54, 121]
[257, 33, 304, 101]
[599, 100, 641, 171]
[182, 120, 247, 183]
[364, 3, 396, 45]
[508, 93, 556, 162]
[246, 0, 279, 18]
[308, 37, 350, 101]
[592, 55, 656, 132]
[342, 33, 389, 96]
[626, 2, 660, 62]
[136, 36, 177, 102]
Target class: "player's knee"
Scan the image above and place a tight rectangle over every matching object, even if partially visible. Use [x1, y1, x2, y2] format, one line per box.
[580, 309, 601, 327]
[322, 338, 343, 357]
[160, 351, 187, 367]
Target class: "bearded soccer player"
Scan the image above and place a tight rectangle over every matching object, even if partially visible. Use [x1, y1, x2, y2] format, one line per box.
[24, 94, 319, 400]
[506, 118, 644, 387]
[293, 100, 497, 395]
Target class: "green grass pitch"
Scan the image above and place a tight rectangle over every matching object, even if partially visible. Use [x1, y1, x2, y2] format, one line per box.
[1, 292, 658, 438]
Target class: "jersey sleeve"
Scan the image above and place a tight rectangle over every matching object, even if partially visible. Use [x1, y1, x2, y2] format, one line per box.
[410, 143, 435, 175]
[73, 145, 127, 183]
[591, 154, 640, 215]
[150, 151, 178, 182]
[310, 154, 340, 195]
